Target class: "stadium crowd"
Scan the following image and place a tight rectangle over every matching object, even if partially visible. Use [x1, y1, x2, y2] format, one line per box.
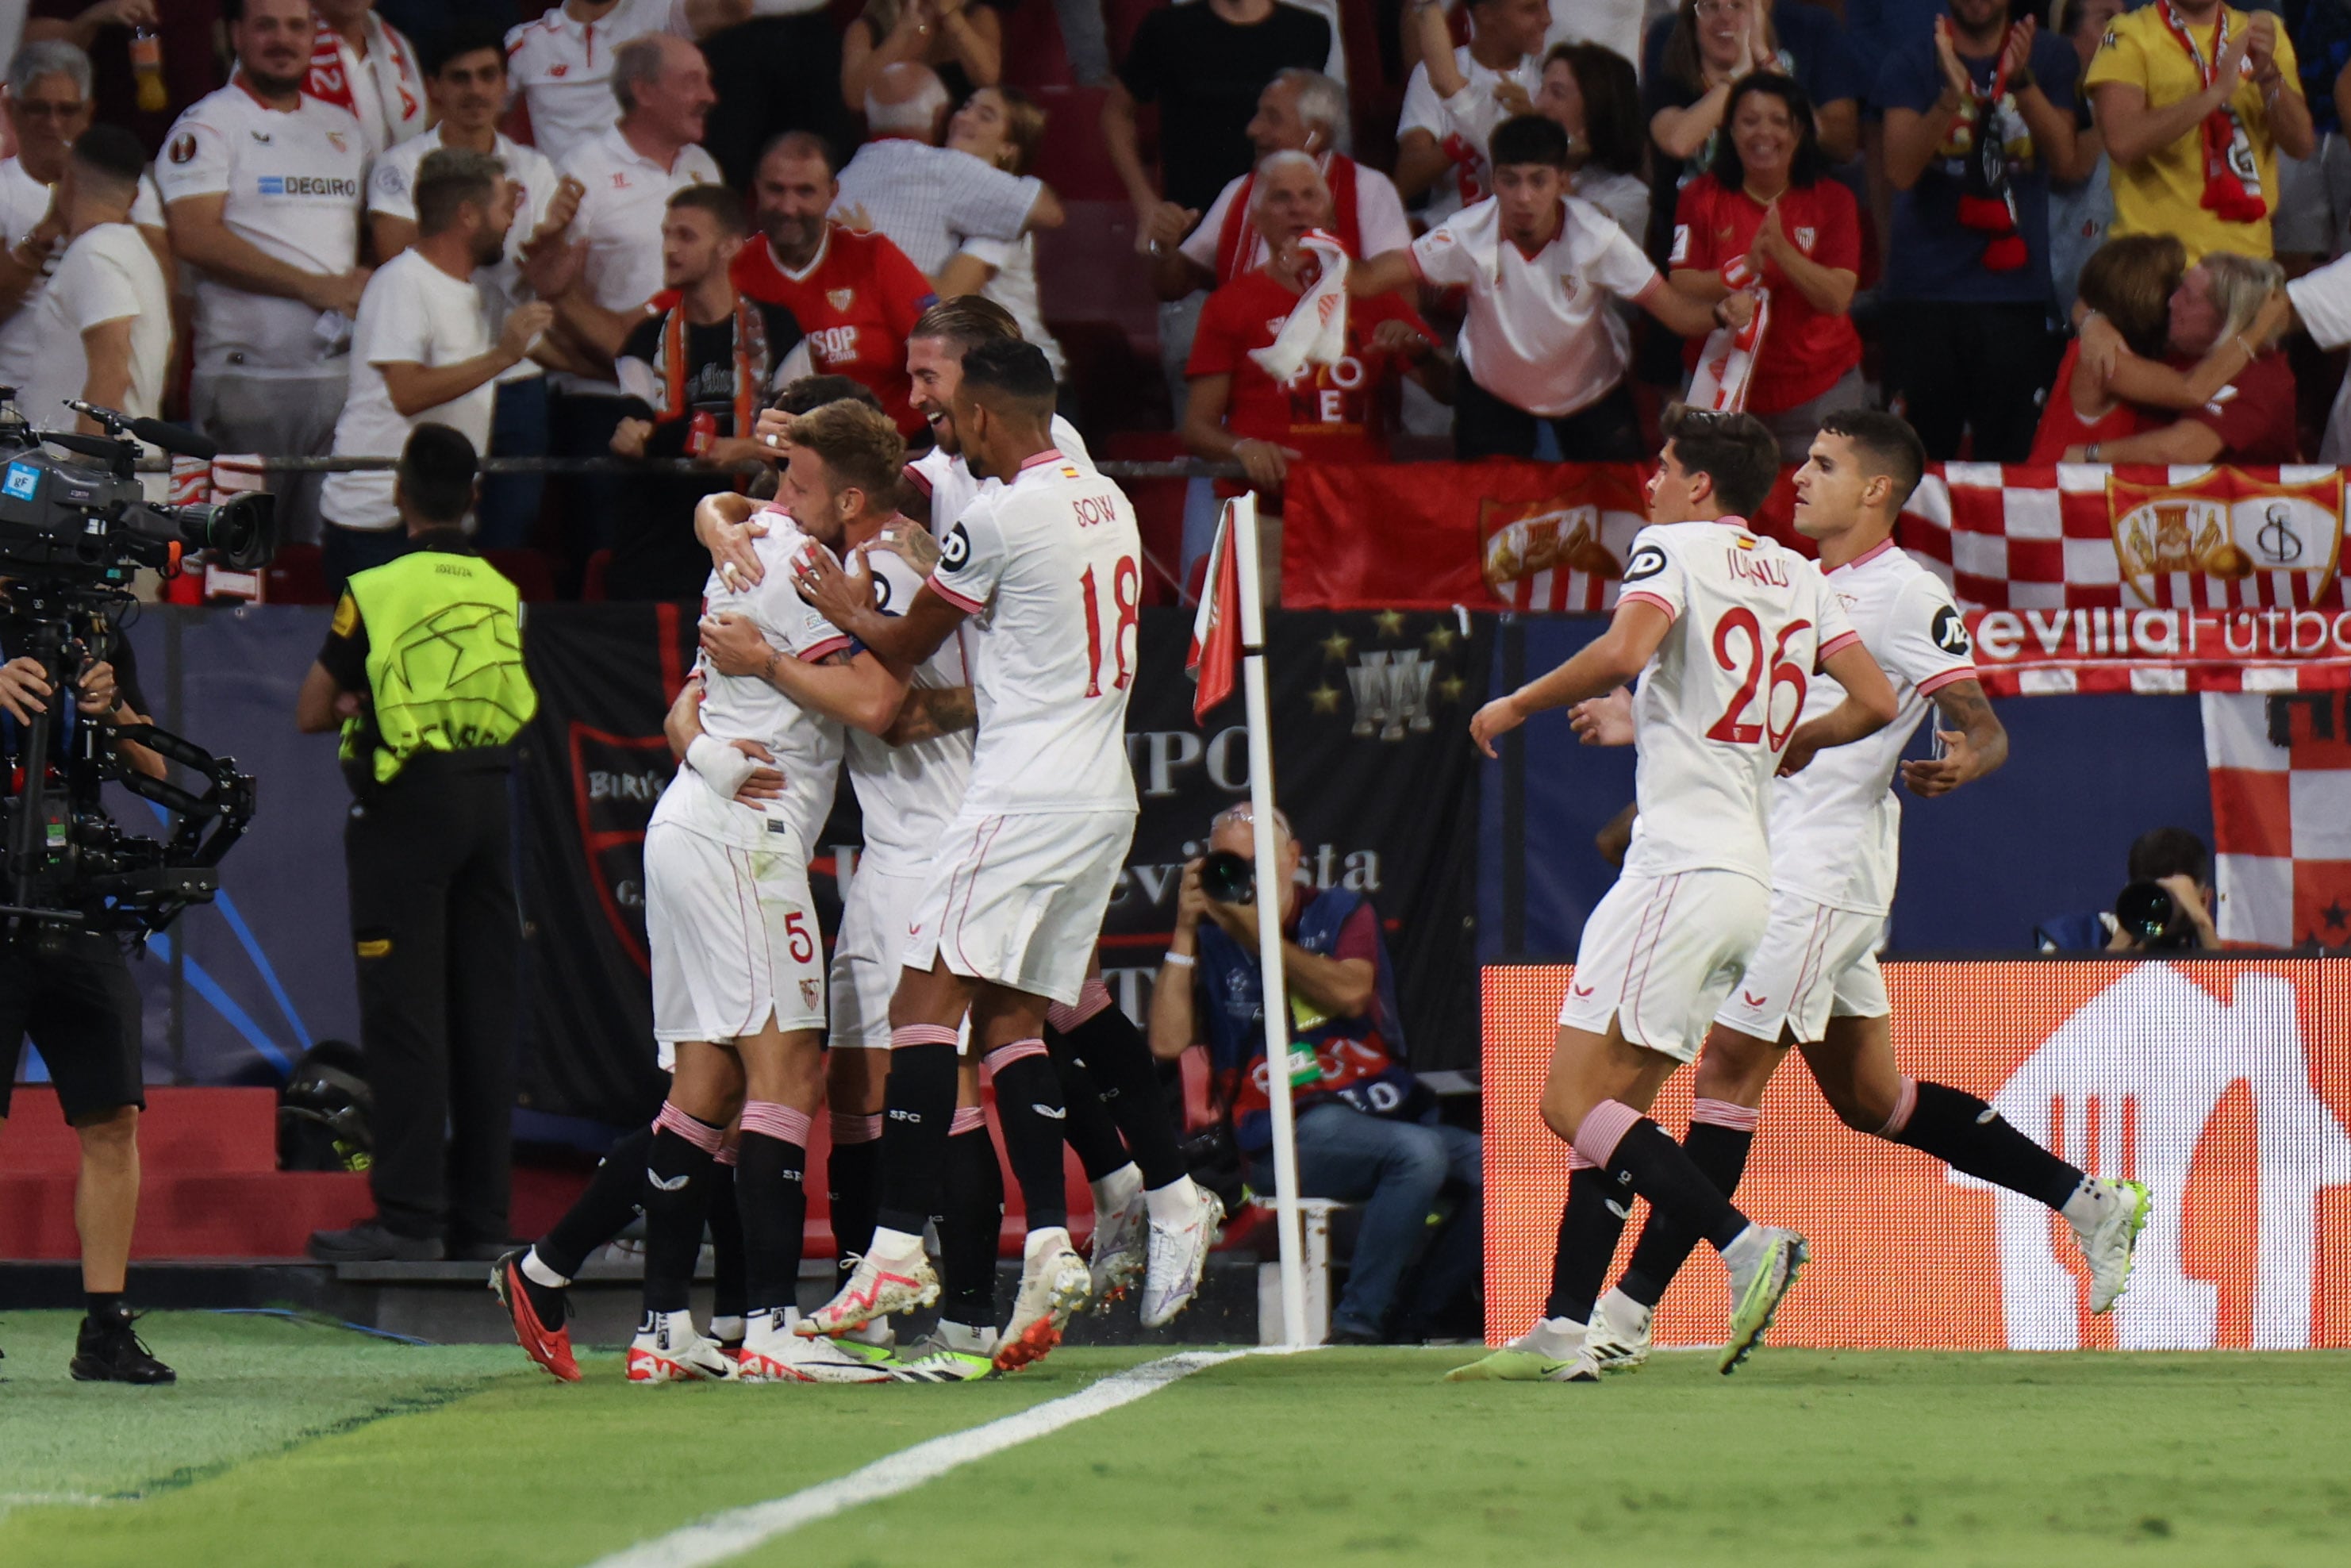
[1, 0, 2349, 606]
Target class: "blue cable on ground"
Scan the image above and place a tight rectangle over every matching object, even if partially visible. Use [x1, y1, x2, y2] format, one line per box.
[208, 1308, 435, 1347]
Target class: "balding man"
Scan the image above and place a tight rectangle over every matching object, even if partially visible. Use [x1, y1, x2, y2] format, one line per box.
[832, 62, 1062, 285]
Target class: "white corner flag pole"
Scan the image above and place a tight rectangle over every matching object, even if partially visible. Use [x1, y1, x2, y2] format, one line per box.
[1225, 492, 1309, 1348]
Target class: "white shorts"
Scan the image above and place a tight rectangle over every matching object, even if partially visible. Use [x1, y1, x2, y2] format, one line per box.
[903, 809, 1135, 1009]
[1559, 870, 1771, 1063]
[1711, 891, 1890, 1046]
[646, 821, 827, 1070]
[829, 862, 927, 1051]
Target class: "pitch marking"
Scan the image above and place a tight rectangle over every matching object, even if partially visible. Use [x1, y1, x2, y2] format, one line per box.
[585, 1350, 1247, 1568]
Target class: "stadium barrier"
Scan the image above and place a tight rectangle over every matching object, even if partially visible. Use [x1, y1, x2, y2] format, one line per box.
[1481, 959, 2351, 1351]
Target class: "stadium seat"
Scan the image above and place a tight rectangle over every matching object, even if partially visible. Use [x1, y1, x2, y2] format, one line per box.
[999, 0, 1077, 93]
[1098, 431, 1190, 602]
[264, 543, 331, 605]
[578, 548, 613, 604]
[1028, 86, 1125, 202]
[486, 548, 559, 604]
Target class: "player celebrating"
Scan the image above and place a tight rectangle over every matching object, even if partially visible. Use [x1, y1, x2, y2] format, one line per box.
[1459, 405, 1899, 1378]
[789, 339, 1144, 1371]
[1554, 410, 2150, 1381]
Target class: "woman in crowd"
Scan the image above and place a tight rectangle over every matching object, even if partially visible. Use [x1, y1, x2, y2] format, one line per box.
[1665, 74, 1861, 459]
[937, 86, 1068, 389]
[2046, 0, 2123, 317]
[841, 0, 1004, 110]
[2030, 236, 2291, 462]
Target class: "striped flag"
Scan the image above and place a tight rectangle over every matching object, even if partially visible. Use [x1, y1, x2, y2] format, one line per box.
[1185, 501, 1242, 723]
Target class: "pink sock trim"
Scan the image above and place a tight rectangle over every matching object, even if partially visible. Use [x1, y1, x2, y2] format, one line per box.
[1046, 978, 1114, 1032]
[1692, 1097, 1762, 1133]
[891, 1024, 962, 1049]
[714, 1143, 738, 1167]
[950, 1105, 986, 1135]
[1878, 1076, 1919, 1139]
[741, 1101, 812, 1144]
[829, 1111, 882, 1144]
[983, 1037, 1048, 1073]
[1572, 1099, 1645, 1169]
[1564, 1148, 1598, 1171]
[654, 1101, 724, 1155]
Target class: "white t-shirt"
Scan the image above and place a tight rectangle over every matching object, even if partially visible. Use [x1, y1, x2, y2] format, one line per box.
[956, 233, 1066, 379]
[156, 83, 367, 369]
[652, 518, 848, 854]
[14, 223, 171, 429]
[1178, 152, 1414, 284]
[1409, 194, 1660, 417]
[1769, 542, 1978, 916]
[315, 13, 428, 163]
[1398, 48, 1542, 226]
[321, 250, 496, 532]
[368, 127, 561, 386]
[843, 538, 974, 876]
[0, 158, 162, 400]
[924, 448, 1141, 816]
[505, 0, 695, 168]
[1615, 517, 1857, 890]
[553, 125, 720, 390]
[903, 413, 1091, 538]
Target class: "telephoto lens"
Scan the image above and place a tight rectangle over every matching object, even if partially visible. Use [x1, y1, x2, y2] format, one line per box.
[2113, 880, 2189, 949]
[1197, 848, 1254, 905]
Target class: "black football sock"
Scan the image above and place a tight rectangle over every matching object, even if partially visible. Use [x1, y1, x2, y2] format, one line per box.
[938, 1116, 1005, 1328]
[1888, 1079, 2084, 1211]
[736, 1105, 810, 1318]
[536, 1124, 653, 1280]
[1044, 1030, 1133, 1184]
[1052, 993, 1189, 1190]
[1619, 1103, 1758, 1309]
[874, 1033, 959, 1237]
[640, 1105, 723, 1316]
[706, 1159, 747, 1326]
[83, 1289, 127, 1325]
[1542, 1166, 1631, 1324]
[986, 1043, 1070, 1231]
[1580, 1103, 1751, 1253]
[826, 1113, 882, 1284]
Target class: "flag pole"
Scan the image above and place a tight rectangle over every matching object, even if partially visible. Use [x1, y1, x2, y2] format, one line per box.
[1226, 492, 1310, 1349]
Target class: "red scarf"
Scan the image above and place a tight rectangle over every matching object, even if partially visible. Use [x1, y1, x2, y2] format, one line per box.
[305, 17, 420, 131]
[2161, 2, 2267, 225]
[1213, 152, 1363, 285]
[1949, 22, 2029, 272]
[652, 294, 770, 436]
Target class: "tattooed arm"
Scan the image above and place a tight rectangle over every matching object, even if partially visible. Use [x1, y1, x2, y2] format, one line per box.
[1899, 678, 2008, 797]
[881, 684, 977, 746]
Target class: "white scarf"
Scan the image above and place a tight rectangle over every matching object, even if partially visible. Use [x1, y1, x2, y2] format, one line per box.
[1686, 286, 1772, 413]
[1247, 231, 1351, 382]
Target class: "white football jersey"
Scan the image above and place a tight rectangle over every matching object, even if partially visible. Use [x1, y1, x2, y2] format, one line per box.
[1768, 542, 1978, 916]
[505, 0, 693, 167]
[927, 448, 1141, 815]
[903, 413, 1091, 540]
[156, 85, 367, 367]
[1619, 518, 1857, 889]
[843, 539, 974, 876]
[651, 520, 846, 854]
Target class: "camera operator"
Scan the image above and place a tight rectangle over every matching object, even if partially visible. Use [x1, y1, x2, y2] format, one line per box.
[2107, 826, 2222, 953]
[1151, 803, 1481, 1344]
[296, 425, 539, 1265]
[0, 586, 173, 1383]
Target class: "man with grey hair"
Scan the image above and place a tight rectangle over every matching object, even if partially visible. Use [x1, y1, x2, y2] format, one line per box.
[1151, 66, 1410, 301]
[832, 61, 1062, 284]
[505, 0, 701, 168]
[0, 39, 167, 424]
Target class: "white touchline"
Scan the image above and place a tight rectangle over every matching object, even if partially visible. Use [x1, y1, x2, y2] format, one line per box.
[583, 1350, 1248, 1568]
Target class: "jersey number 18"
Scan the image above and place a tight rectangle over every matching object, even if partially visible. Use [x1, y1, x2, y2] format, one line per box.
[1080, 556, 1141, 698]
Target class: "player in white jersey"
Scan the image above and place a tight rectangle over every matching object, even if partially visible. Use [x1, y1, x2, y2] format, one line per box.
[1551, 410, 2151, 1381]
[1458, 405, 1900, 1381]
[159, 0, 369, 545]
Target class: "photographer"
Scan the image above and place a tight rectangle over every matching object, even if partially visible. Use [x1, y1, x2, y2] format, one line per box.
[0, 590, 173, 1383]
[1151, 803, 1481, 1344]
[2106, 827, 2221, 953]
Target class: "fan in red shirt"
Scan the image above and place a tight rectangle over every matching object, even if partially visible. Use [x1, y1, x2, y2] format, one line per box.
[1182, 152, 1452, 505]
[1666, 75, 1862, 460]
[732, 131, 936, 439]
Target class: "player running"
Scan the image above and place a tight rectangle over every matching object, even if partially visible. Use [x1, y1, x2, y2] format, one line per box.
[1548, 410, 2150, 1382]
[787, 339, 1146, 1371]
[1459, 405, 1899, 1379]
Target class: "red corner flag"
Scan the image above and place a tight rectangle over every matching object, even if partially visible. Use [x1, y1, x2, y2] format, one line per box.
[1185, 502, 1241, 723]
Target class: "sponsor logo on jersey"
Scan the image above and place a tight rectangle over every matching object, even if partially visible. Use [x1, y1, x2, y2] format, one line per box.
[548, 63, 570, 77]
[1623, 544, 1667, 583]
[939, 522, 970, 570]
[1930, 603, 1973, 658]
[258, 175, 360, 198]
[249, 128, 273, 144]
[808, 325, 861, 363]
[1741, 990, 1769, 1008]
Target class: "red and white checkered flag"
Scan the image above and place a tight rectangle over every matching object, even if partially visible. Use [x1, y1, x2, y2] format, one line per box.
[2203, 691, 2351, 947]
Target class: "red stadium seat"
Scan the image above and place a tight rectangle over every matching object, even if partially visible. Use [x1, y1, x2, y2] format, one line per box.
[1099, 431, 1189, 603]
[486, 549, 559, 604]
[578, 548, 613, 603]
[264, 543, 331, 605]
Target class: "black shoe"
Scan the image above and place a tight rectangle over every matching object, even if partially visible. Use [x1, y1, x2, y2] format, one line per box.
[71, 1312, 176, 1385]
[308, 1220, 446, 1262]
[1327, 1324, 1385, 1346]
[448, 1239, 515, 1263]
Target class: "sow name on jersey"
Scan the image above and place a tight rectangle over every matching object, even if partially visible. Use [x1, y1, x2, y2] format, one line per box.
[259, 175, 360, 198]
[1072, 493, 1117, 527]
[809, 325, 862, 364]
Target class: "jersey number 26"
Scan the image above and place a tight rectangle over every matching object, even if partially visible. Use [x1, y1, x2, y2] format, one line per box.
[1707, 608, 1810, 750]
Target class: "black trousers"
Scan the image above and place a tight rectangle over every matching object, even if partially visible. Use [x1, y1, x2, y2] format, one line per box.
[344, 759, 520, 1245]
[1881, 298, 2061, 463]
[1453, 373, 1645, 463]
[0, 933, 141, 1123]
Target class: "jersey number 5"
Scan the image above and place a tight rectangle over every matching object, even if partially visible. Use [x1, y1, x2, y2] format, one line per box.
[1706, 608, 1810, 750]
[1080, 556, 1141, 698]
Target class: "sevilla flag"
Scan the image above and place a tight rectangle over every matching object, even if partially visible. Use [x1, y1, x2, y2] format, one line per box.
[1186, 502, 1242, 722]
[2203, 692, 2351, 948]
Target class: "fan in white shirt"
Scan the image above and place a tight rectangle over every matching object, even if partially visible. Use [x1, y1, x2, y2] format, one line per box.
[1465, 404, 1899, 1380]
[505, 0, 697, 168]
[13, 126, 170, 436]
[1393, 0, 1548, 226]
[308, 2, 429, 162]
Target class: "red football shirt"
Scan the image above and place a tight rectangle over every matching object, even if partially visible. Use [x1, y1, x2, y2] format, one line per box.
[731, 224, 936, 438]
[2176, 351, 2299, 463]
[1185, 270, 1430, 464]
[1670, 175, 1864, 416]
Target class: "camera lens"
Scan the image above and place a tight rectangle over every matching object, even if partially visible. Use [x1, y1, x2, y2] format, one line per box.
[1198, 849, 1254, 905]
[2113, 880, 2181, 947]
[185, 491, 277, 570]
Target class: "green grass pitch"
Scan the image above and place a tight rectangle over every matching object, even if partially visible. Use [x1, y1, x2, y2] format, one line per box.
[2, 1312, 2347, 1566]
